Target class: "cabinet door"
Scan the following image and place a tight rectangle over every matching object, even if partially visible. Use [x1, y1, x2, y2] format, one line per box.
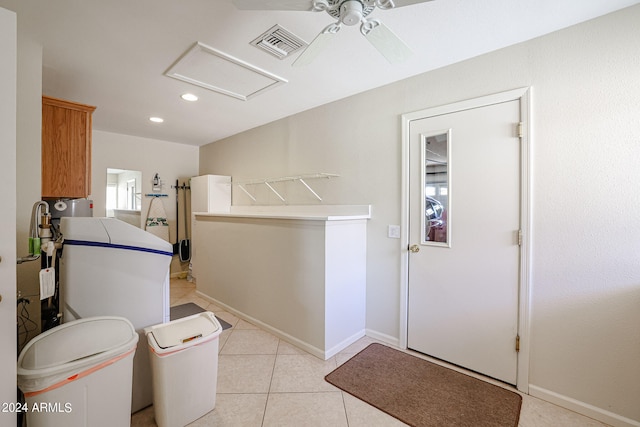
[42, 96, 95, 198]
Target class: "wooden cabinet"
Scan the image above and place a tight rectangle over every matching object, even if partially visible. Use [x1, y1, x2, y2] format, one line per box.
[41, 96, 96, 198]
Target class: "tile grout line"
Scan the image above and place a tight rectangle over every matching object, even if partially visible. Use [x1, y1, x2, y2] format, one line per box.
[260, 338, 282, 426]
[340, 390, 350, 427]
[330, 354, 351, 427]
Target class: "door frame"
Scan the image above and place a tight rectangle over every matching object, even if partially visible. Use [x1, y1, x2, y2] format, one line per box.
[400, 87, 532, 393]
[0, 6, 17, 424]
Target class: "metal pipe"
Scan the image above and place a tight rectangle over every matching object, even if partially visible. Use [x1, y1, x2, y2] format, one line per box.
[29, 201, 49, 239]
[17, 255, 39, 265]
[18, 201, 50, 264]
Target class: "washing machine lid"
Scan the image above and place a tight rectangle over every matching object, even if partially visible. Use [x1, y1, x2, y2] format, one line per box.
[62, 217, 173, 256]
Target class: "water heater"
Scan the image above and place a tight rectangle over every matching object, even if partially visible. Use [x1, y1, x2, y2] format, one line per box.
[49, 198, 93, 225]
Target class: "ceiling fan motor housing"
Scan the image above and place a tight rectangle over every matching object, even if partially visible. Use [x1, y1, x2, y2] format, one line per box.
[341, 1, 364, 25]
[328, 0, 375, 25]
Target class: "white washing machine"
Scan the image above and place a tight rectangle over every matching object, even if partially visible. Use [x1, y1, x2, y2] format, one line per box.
[60, 217, 172, 413]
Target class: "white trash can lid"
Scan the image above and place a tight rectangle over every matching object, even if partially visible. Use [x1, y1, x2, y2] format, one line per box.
[146, 311, 221, 355]
[17, 316, 138, 393]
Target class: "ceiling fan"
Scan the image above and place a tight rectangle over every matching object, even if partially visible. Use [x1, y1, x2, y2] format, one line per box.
[233, 0, 435, 66]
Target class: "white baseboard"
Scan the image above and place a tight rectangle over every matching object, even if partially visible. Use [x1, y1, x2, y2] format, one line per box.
[195, 290, 361, 360]
[325, 330, 366, 359]
[529, 385, 640, 427]
[365, 329, 400, 348]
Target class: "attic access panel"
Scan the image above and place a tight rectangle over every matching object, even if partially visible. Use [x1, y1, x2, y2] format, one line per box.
[165, 42, 287, 101]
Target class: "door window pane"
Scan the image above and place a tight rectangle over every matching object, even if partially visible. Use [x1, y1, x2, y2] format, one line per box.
[421, 131, 450, 246]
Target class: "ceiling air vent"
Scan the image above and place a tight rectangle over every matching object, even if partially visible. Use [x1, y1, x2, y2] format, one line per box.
[251, 25, 307, 60]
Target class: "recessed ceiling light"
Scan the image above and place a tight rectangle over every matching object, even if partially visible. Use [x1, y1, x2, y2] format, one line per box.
[149, 117, 164, 123]
[181, 93, 199, 102]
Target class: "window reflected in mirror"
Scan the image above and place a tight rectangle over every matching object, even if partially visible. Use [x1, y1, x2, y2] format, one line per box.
[421, 131, 450, 246]
[106, 168, 142, 227]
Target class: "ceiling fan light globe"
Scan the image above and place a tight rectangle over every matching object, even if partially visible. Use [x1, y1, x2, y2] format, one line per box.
[340, 1, 364, 26]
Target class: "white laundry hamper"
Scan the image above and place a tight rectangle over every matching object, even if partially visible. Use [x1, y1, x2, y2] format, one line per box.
[145, 311, 222, 427]
[17, 316, 138, 427]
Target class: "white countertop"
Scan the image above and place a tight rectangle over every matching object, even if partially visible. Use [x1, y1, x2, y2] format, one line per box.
[194, 205, 371, 221]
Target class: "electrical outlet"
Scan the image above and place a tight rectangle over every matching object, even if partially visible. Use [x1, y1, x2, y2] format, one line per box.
[388, 225, 401, 239]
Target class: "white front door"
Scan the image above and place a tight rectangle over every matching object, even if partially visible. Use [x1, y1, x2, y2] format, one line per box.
[407, 99, 521, 385]
[0, 6, 18, 425]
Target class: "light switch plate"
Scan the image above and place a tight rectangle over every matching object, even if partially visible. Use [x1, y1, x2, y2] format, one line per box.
[388, 225, 401, 239]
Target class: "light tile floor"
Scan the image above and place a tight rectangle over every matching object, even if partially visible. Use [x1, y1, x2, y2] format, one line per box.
[131, 278, 611, 427]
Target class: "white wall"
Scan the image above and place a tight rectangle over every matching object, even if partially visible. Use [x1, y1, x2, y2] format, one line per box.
[92, 130, 199, 273]
[199, 5, 640, 425]
[15, 24, 43, 347]
[0, 7, 17, 424]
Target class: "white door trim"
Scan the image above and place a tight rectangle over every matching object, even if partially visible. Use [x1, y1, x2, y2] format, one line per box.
[0, 6, 17, 424]
[400, 87, 532, 393]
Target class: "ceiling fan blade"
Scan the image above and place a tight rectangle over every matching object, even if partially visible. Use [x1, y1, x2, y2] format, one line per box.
[293, 23, 341, 67]
[362, 20, 412, 64]
[233, 0, 316, 11]
[378, 0, 435, 8]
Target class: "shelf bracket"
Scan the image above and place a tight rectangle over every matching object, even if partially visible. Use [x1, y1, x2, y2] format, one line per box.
[264, 182, 286, 202]
[237, 184, 257, 202]
[234, 173, 339, 204]
[298, 178, 322, 201]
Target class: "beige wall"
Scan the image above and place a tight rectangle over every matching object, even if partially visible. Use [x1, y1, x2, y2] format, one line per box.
[199, 6, 640, 425]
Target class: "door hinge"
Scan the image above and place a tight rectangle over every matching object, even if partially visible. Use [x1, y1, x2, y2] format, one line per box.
[517, 229, 523, 246]
[515, 335, 520, 353]
[517, 122, 524, 138]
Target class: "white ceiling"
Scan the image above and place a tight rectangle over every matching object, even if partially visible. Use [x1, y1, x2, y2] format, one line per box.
[1, 0, 638, 146]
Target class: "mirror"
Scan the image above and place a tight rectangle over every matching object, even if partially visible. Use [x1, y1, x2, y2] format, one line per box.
[421, 131, 450, 247]
[106, 168, 142, 227]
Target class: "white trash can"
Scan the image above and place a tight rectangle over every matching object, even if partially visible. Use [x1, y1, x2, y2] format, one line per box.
[17, 316, 138, 427]
[145, 311, 222, 427]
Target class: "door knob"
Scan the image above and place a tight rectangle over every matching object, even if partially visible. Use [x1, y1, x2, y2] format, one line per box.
[409, 244, 420, 253]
